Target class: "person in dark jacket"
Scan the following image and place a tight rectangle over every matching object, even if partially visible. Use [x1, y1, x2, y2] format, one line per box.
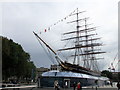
[117, 81, 120, 90]
[73, 82, 76, 90]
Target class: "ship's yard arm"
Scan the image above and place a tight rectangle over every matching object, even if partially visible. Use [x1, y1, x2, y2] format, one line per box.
[33, 31, 63, 64]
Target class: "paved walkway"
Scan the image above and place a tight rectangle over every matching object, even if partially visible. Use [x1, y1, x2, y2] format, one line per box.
[16, 87, 117, 90]
[32, 86, 117, 90]
[0, 85, 118, 90]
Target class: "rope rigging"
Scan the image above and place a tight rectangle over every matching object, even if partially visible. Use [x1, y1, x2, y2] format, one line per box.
[39, 8, 83, 34]
[35, 35, 56, 64]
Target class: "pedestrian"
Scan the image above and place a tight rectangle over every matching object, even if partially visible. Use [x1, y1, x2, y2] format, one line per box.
[77, 82, 82, 90]
[73, 82, 76, 90]
[117, 81, 120, 90]
[37, 77, 40, 88]
[95, 80, 98, 90]
[54, 80, 60, 90]
[110, 81, 113, 87]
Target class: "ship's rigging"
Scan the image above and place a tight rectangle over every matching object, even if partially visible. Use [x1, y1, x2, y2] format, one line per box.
[33, 8, 105, 76]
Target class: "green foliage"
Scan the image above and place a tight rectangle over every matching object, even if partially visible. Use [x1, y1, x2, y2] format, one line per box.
[101, 70, 113, 79]
[2, 36, 36, 82]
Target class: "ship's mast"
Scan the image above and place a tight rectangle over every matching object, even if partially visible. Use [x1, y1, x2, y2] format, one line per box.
[84, 18, 90, 69]
[76, 8, 80, 65]
[58, 8, 105, 71]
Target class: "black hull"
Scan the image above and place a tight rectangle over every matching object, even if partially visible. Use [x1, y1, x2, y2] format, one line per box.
[60, 61, 101, 76]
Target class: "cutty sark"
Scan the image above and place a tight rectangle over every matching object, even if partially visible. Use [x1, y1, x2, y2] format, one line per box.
[34, 8, 108, 87]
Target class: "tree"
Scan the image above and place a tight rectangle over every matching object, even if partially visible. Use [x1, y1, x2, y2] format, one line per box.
[101, 70, 113, 79]
[2, 36, 36, 82]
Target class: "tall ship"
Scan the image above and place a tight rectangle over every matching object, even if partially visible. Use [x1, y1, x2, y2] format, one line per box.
[34, 8, 108, 87]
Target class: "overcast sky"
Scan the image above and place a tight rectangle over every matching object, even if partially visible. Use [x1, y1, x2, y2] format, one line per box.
[1, 0, 119, 71]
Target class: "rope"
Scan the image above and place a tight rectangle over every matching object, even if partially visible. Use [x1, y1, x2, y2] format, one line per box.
[39, 8, 80, 34]
[35, 35, 56, 64]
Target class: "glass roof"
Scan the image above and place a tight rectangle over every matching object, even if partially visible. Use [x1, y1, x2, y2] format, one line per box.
[42, 70, 109, 80]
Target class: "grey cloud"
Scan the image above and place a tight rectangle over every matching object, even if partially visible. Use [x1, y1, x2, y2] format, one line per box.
[1, 1, 118, 70]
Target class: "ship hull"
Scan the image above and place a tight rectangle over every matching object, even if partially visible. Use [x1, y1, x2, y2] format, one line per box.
[60, 61, 101, 76]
